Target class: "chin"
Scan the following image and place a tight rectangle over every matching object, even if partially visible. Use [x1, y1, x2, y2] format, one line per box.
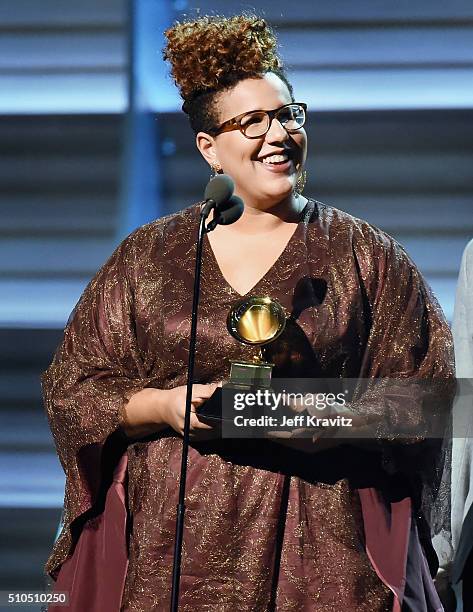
[239, 176, 296, 205]
[256, 191, 294, 209]
[264, 179, 295, 201]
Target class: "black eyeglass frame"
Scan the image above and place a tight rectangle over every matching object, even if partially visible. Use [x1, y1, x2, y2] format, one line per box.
[208, 102, 307, 139]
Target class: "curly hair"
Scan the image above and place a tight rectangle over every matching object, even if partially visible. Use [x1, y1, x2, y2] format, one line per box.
[163, 14, 293, 134]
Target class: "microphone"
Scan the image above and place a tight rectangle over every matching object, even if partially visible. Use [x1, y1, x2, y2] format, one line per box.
[201, 174, 243, 231]
[206, 195, 244, 232]
[170, 172, 242, 610]
[201, 174, 234, 217]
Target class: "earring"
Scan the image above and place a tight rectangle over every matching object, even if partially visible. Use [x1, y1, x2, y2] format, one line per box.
[210, 161, 222, 178]
[295, 169, 307, 194]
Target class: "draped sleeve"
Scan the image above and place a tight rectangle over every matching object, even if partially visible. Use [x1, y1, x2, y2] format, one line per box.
[41, 228, 155, 578]
[349, 222, 454, 434]
[346, 220, 454, 556]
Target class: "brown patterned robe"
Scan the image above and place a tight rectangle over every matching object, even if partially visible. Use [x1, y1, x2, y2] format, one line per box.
[42, 200, 453, 611]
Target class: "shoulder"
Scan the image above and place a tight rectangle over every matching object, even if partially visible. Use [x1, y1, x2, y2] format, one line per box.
[123, 203, 200, 247]
[84, 204, 201, 292]
[308, 198, 412, 264]
[461, 237, 473, 275]
[114, 203, 201, 263]
[455, 237, 473, 302]
[306, 199, 429, 308]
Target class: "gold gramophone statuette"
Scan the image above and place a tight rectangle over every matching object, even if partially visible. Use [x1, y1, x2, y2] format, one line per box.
[226, 296, 286, 388]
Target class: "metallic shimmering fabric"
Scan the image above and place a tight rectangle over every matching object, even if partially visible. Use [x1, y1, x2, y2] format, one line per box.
[42, 200, 453, 611]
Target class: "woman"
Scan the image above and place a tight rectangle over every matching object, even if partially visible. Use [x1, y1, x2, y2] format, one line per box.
[43, 15, 453, 611]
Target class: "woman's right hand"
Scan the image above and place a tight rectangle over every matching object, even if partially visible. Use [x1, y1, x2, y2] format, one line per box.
[158, 383, 219, 437]
[122, 383, 219, 439]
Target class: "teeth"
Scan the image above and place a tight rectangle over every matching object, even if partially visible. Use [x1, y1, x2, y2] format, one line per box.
[262, 154, 289, 164]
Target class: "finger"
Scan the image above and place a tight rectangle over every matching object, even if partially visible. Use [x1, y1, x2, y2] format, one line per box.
[190, 412, 213, 430]
[266, 430, 293, 439]
[196, 413, 220, 428]
[190, 386, 219, 406]
[190, 392, 215, 404]
[291, 428, 317, 438]
[286, 397, 307, 413]
[191, 383, 219, 398]
[190, 398, 209, 412]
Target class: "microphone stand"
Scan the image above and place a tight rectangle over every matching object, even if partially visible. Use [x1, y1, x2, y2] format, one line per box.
[170, 202, 214, 612]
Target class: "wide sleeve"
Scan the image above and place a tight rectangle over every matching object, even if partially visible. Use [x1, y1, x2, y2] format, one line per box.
[347, 225, 454, 557]
[348, 225, 454, 440]
[41, 231, 153, 577]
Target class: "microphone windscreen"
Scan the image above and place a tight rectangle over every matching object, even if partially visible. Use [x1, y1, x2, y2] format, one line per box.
[204, 174, 234, 206]
[218, 195, 244, 225]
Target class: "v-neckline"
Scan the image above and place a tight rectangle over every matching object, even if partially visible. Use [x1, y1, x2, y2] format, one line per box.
[203, 200, 311, 298]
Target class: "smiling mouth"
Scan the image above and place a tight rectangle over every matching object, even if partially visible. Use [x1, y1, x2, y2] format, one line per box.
[261, 153, 290, 165]
[255, 156, 296, 174]
[255, 151, 299, 170]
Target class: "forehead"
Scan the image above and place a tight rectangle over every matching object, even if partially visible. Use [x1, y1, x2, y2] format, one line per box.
[217, 73, 292, 122]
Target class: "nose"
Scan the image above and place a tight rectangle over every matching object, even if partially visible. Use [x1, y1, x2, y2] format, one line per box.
[265, 117, 289, 143]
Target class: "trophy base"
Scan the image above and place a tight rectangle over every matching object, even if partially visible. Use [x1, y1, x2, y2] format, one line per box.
[197, 360, 274, 423]
[229, 360, 273, 389]
[197, 361, 274, 421]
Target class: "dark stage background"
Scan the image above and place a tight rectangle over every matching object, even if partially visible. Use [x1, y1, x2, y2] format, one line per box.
[0, 0, 472, 608]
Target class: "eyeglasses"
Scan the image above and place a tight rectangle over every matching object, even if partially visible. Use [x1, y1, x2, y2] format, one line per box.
[209, 102, 307, 139]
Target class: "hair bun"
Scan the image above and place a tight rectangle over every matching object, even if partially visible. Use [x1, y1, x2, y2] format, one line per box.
[163, 14, 283, 103]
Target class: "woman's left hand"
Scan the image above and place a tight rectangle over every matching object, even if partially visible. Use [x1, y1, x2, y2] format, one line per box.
[266, 427, 341, 454]
[265, 409, 382, 454]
